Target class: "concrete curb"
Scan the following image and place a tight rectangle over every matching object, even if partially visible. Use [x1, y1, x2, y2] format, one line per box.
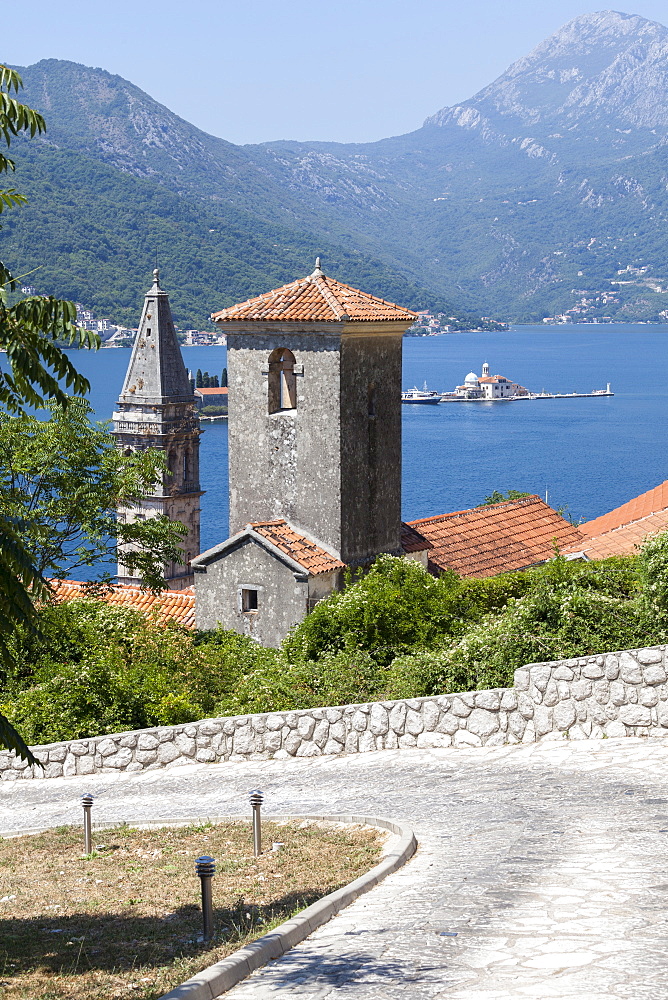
[0, 813, 417, 1000]
[157, 814, 417, 1000]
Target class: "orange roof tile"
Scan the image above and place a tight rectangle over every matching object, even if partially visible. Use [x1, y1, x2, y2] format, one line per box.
[564, 509, 668, 561]
[250, 520, 345, 575]
[195, 386, 228, 395]
[578, 480, 668, 538]
[408, 496, 586, 578]
[400, 521, 433, 553]
[212, 263, 417, 325]
[48, 580, 196, 629]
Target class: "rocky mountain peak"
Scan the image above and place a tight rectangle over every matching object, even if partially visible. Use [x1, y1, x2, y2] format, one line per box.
[424, 10, 668, 132]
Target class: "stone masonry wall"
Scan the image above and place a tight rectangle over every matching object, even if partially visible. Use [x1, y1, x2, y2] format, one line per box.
[2, 644, 668, 780]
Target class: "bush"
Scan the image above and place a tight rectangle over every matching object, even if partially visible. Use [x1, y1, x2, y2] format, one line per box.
[3, 602, 281, 743]
[283, 555, 463, 665]
[386, 573, 664, 699]
[220, 647, 387, 716]
[2, 543, 666, 746]
[637, 531, 668, 611]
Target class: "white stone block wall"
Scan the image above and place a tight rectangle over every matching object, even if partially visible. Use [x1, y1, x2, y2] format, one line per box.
[2, 644, 667, 780]
[513, 646, 668, 741]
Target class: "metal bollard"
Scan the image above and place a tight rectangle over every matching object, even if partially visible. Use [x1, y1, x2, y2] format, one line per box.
[249, 789, 264, 857]
[81, 793, 94, 855]
[195, 855, 216, 940]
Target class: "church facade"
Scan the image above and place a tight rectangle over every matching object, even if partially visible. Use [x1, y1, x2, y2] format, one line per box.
[192, 261, 419, 646]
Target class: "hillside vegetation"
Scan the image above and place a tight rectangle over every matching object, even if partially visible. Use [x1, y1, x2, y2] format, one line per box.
[3, 141, 451, 329]
[4, 539, 668, 746]
[10, 11, 668, 323]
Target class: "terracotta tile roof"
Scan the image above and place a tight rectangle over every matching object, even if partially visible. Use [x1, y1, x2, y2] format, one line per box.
[401, 521, 433, 553]
[564, 509, 668, 560]
[562, 481, 668, 560]
[249, 520, 345, 575]
[408, 496, 586, 578]
[578, 480, 668, 538]
[211, 264, 417, 324]
[48, 579, 196, 628]
[195, 386, 228, 395]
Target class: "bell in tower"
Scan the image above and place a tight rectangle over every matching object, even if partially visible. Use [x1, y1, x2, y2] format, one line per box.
[112, 270, 202, 590]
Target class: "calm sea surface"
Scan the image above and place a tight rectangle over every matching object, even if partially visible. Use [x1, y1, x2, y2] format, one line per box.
[70, 323, 668, 560]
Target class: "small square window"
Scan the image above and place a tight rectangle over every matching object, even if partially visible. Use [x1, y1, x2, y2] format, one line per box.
[242, 588, 258, 612]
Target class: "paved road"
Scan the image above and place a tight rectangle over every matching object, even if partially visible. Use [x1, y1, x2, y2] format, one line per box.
[3, 737, 668, 999]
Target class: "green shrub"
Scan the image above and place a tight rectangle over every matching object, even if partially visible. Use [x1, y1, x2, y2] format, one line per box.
[387, 583, 666, 700]
[283, 555, 463, 665]
[220, 647, 387, 716]
[637, 531, 668, 611]
[3, 602, 281, 743]
[1, 543, 665, 747]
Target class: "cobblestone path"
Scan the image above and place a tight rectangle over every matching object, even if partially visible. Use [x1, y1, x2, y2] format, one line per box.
[3, 737, 668, 998]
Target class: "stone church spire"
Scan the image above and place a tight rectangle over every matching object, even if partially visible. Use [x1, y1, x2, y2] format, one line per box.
[118, 269, 193, 405]
[113, 270, 201, 590]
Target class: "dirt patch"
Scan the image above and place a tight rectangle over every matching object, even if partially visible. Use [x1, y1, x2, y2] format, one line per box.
[0, 819, 382, 999]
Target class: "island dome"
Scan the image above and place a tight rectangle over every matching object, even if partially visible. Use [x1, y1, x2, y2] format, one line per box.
[464, 371, 479, 384]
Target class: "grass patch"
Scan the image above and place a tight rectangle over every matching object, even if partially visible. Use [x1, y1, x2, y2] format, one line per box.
[0, 819, 382, 999]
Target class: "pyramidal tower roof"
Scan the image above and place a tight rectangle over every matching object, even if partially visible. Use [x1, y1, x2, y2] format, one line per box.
[211, 260, 418, 324]
[118, 270, 192, 405]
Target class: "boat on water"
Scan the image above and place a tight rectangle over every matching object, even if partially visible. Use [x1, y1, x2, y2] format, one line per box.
[401, 383, 441, 405]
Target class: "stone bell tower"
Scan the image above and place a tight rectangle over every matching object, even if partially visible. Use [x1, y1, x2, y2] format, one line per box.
[191, 260, 417, 645]
[218, 259, 417, 563]
[112, 269, 202, 589]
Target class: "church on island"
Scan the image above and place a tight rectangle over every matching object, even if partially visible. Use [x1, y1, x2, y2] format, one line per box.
[444, 362, 529, 401]
[48, 261, 609, 647]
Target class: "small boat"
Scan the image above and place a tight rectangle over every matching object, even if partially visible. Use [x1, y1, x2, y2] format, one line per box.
[401, 383, 441, 404]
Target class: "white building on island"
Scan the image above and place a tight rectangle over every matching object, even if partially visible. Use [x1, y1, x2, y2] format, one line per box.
[449, 362, 529, 400]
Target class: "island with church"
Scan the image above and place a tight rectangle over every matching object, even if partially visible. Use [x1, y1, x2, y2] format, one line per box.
[402, 362, 614, 403]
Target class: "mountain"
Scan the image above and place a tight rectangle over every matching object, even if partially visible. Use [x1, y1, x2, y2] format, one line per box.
[4, 62, 454, 328]
[7, 10, 668, 325]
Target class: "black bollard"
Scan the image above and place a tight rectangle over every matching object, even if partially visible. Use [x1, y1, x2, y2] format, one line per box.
[195, 855, 216, 940]
[249, 789, 264, 857]
[81, 793, 94, 855]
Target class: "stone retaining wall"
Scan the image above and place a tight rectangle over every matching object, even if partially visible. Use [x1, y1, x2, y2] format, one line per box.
[3, 644, 668, 780]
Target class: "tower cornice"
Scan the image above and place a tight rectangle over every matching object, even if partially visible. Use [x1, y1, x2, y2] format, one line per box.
[219, 319, 413, 338]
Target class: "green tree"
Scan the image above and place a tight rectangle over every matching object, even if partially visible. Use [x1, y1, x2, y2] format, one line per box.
[283, 555, 462, 666]
[479, 490, 532, 506]
[0, 398, 186, 589]
[221, 367, 228, 387]
[0, 66, 99, 761]
[195, 368, 203, 387]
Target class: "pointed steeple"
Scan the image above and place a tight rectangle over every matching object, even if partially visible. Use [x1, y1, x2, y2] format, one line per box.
[119, 269, 192, 405]
[113, 270, 202, 590]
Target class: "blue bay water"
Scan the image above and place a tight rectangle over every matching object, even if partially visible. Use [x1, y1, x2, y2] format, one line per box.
[72, 324, 668, 566]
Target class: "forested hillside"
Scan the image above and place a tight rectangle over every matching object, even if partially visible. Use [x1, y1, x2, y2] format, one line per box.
[8, 10, 668, 324]
[3, 139, 448, 329]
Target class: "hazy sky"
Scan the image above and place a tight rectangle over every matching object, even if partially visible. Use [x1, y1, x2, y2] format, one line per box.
[7, 2, 668, 144]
